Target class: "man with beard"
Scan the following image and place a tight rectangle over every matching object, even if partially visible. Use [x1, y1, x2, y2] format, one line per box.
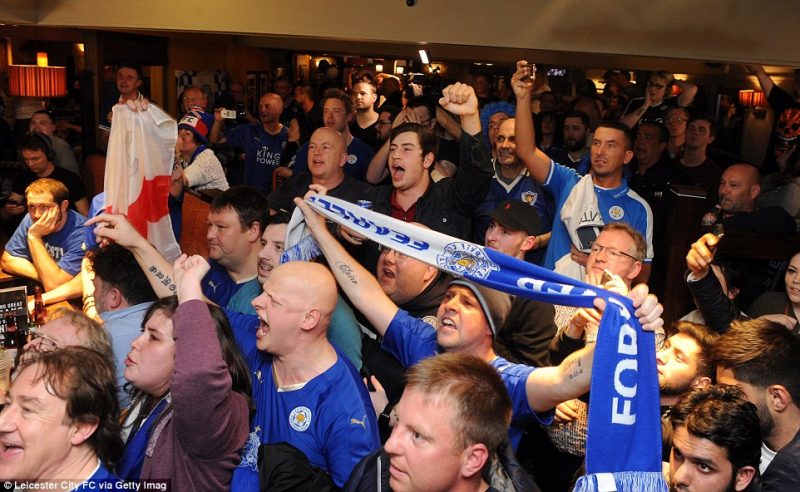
[668, 385, 761, 492]
[349, 78, 381, 150]
[658, 321, 719, 461]
[1, 178, 86, 292]
[210, 92, 287, 194]
[513, 61, 654, 281]
[546, 109, 591, 175]
[714, 318, 800, 491]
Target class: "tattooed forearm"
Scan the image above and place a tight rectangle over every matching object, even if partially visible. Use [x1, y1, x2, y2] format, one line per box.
[148, 265, 177, 292]
[335, 261, 358, 285]
[565, 355, 584, 381]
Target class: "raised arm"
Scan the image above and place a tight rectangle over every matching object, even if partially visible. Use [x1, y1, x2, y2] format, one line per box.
[675, 79, 698, 108]
[439, 82, 480, 136]
[527, 283, 663, 413]
[434, 106, 462, 139]
[619, 98, 650, 129]
[440, 83, 493, 213]
[365, 139, 391, 184]
[170, 254, 249, 456]
[209, 108, 226, 144]
[685, 233, 739, 332]
[512, 61, 552, 184]
[85, 213, 177, 297]
[746, 64, 775, 97]
[294, 190, 398, 335]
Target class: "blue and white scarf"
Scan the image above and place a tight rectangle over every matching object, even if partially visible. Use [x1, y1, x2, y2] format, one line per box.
[305, 195, 667, 492]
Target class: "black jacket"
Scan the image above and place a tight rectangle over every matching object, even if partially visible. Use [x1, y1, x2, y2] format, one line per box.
[370, 131, 493, 240]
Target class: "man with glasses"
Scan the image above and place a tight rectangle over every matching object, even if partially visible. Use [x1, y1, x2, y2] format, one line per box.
[1, 179, 86, 293]
[621, 71, 698, 129]
[23, 308, 113, 360]
[364, 224, 451, 427]
[550, 222, 648, 354]
[512, 62, 654, 282]
[538, 222, 656, 488]
[665, 107, 690, 159]
[179, 85, 208, 114]
[374, 104, 401, 146]
[291, 88, 375, 182]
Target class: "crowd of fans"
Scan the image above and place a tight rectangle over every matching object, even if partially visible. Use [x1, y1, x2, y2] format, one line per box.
[0, 57, 798, 491]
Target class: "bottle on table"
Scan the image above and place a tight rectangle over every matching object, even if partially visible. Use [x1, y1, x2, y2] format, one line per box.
[3, 314, 20, 368]
[33, 286, 47, 328]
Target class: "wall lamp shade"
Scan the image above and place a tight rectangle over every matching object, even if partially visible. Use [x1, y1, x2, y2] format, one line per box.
[738, 89, 766, 108]
[8, 65, 67, 98]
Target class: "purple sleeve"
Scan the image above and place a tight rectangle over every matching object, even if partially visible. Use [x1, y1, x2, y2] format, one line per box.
[171, 299, 249, 459]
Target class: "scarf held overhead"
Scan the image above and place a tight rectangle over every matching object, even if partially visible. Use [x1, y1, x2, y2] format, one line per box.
[305, 195, 666, 491]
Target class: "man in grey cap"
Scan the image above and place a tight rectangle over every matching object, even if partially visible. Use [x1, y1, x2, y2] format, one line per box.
[485, 199, 557, 366]
[295, 192, 664, 450]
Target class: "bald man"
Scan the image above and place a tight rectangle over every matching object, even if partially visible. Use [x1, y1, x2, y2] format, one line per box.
[211, 92, 288, 193]
[291, 88, 376, 182]
[242, 262, 380, 486]
[267, 127, 375, 214]
[715, 163, 796, 233]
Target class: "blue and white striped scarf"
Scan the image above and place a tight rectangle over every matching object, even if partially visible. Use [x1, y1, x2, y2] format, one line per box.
[305, 195, 667, 492]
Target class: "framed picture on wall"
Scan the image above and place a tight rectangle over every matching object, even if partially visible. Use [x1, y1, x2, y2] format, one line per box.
[298, 64, 308, 83]
[246, 71, 271, 113]
[246, 72, 258, 115]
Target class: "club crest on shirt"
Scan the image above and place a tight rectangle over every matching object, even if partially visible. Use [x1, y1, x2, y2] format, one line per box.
[608, 205, 624, 220]
[421, 315, 439, 328]
[289, 406, 312, 432]
[521, 191, 538, 205]
[347, 154, 358, 165]
[436, 242, 499, 279]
